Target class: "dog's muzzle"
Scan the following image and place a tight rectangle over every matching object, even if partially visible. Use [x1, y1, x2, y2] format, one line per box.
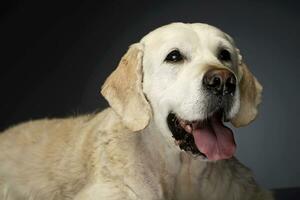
[166, 69, 238, 161]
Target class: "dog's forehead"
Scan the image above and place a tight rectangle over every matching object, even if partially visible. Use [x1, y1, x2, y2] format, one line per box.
[141, 23, 229, 48]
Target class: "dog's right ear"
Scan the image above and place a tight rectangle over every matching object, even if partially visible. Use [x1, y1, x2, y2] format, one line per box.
[230, 61, 263, 127]
[101, 43, 152, 132]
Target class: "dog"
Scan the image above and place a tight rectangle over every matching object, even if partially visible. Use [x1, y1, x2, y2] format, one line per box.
[0, 22, 273, 200]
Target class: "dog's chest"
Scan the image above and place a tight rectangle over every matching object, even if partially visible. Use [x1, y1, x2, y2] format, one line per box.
[173, 154, 206, 200]
[172, 155, 256, 200]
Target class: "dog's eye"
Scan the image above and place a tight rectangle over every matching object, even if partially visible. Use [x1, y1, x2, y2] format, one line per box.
[218, 49, 231, 62]
[165, 50, 184, 63]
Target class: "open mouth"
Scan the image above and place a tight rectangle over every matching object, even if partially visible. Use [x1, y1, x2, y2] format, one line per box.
[167, 111, 236, 161]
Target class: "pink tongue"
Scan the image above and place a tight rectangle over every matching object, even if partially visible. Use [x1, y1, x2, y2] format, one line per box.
[192, 116, 236, 161]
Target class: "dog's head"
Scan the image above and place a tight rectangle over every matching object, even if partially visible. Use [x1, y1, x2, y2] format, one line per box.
[101, 23, 262, 161]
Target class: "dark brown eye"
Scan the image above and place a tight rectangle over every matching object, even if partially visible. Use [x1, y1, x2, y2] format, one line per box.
[218, 49, 231, 62]
[165, 50, 183, 63]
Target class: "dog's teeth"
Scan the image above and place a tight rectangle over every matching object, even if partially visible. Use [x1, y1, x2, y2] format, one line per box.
[177, 119, 193, 133]
[179, 120, 185, 127]
[184, 124, 192, 133]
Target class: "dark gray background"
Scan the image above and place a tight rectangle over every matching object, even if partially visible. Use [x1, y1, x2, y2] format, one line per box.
[1, 0, 299, 189]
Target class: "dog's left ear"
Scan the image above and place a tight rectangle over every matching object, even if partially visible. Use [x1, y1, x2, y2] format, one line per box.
[230, 52, 263, 127]
[101, 43, 152, 132]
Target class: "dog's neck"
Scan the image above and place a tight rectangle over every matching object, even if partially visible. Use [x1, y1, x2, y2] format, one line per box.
[141, 120, 182, 173]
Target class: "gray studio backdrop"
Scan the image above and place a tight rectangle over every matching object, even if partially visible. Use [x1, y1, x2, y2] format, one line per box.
[2, 0, 300, 189]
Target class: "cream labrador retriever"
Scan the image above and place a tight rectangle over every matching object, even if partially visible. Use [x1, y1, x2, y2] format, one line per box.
[0, 23, 273, 200]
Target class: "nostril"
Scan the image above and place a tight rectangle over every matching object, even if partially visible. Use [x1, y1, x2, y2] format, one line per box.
[228, 75, 236, 85]
[224, 76, 236, 95]
[210, 76, 221, 88]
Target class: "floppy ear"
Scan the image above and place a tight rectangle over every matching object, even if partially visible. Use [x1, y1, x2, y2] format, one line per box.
[101, 43, 152, 132]
[230, 60, 263, 127]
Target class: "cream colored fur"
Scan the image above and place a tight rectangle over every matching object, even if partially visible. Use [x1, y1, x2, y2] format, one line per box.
[0, 23, 273, 200]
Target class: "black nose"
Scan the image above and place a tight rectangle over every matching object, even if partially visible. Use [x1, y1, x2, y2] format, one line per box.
[203, 69, 236, 96]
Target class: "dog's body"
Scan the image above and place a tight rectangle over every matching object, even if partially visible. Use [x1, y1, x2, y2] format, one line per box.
[0, 23, 273, 200]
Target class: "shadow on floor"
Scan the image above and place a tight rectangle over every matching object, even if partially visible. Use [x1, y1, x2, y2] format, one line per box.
[273, 187, 300, 200]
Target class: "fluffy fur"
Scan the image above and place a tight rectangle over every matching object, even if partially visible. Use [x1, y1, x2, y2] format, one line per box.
[0, 23, 272, 200]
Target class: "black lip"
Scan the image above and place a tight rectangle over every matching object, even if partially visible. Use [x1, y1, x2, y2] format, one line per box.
[167, 113, 204, 156]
